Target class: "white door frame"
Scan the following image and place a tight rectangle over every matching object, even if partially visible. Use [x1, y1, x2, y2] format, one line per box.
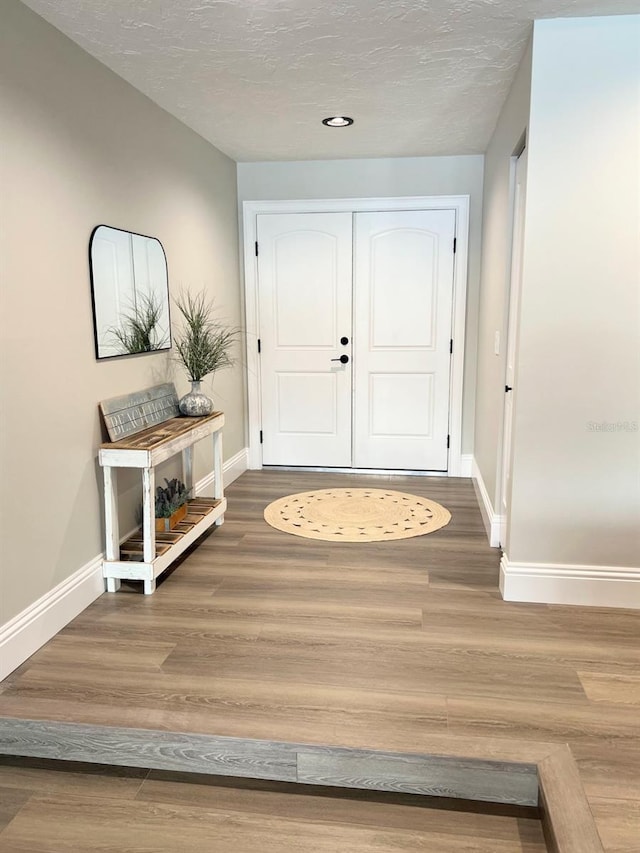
[242, 195, 470, 476]
[496, 146, 527, 548]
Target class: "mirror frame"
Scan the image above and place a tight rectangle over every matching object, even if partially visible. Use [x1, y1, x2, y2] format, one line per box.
[89, 224, 172, 361]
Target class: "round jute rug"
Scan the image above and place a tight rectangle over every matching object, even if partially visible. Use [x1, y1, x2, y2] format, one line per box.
[263, 488, 451, 543]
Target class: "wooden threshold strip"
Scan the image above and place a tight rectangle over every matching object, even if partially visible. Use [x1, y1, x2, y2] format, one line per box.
[538, 744, 605, 853]
[0, 717, 603, 852]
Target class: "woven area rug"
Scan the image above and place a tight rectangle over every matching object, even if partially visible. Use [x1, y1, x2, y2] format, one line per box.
[263, 488, 451, 543]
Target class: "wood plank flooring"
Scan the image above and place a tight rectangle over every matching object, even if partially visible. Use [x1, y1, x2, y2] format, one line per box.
[1, 470, 639, 849]
[0, 759, 547, 852]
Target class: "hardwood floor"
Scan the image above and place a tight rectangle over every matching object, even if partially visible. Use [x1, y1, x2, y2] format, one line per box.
[0, 759, 547, 852]
[1, 470, 638, 849]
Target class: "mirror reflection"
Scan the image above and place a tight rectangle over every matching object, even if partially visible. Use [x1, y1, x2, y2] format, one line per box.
[89, 225, 171, 359]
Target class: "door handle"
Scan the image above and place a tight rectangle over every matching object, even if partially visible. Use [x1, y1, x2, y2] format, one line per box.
[505, 385, 513, 392]
[331, 355, 349, 364]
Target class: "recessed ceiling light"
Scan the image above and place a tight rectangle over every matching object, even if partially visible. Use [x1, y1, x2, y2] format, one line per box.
[322, 116, 354, 128]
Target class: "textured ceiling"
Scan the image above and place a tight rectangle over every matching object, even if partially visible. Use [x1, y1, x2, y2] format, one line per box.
[20, 0, 640, 161]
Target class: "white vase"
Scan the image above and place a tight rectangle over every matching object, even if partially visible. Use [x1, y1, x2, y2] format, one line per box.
[179, 380, 214, 417]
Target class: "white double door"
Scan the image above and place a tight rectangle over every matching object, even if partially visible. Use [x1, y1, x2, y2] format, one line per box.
[257, 209, 456, 470]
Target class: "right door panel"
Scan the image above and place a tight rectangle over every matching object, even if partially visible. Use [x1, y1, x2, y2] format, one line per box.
[353, 210, 456, 470]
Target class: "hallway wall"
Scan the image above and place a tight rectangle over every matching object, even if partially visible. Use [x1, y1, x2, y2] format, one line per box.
[0, 0, 244, 626]
[509, 15, 640, 573]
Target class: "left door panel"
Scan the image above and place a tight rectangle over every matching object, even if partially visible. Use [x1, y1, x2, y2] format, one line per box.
[257, 213, 353, 467]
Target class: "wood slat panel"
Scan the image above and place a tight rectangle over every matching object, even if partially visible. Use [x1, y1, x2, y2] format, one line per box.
[99, 383, 180, 441]
[118, 499, 222, 561]
[100, 413, 222, 451]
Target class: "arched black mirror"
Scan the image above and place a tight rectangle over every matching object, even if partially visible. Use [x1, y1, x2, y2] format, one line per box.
[89, 225, 171, 359]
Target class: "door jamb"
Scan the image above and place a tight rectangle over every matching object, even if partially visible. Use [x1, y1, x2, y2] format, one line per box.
[495, 141, 527, 549]
[242, 195, 471, 476]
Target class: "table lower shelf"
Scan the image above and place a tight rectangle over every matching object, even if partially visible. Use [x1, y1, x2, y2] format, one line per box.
[102, 497, 226, 585]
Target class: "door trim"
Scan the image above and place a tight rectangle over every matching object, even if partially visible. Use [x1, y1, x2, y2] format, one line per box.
[496, 143, 527, 549]
[242, 195, 471, 476]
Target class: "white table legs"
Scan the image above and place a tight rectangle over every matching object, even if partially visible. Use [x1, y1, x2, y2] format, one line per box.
[141, 466, 156, 594]
[182, 445, 193, 495]
[103, 466, 121, 593]
[213, 429, 224, 525]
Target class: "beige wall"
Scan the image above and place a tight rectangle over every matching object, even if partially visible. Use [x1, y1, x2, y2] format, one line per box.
[473, 44, 532, 506]
[508, 15, 640, 567]
[237, 156, 484, 454]
[0, 0, 244, 624]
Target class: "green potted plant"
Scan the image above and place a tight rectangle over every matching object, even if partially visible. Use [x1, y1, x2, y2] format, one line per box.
[173, 291, 238, 416]
[109, 292, 169, 355]
[155, 477, 190, 531]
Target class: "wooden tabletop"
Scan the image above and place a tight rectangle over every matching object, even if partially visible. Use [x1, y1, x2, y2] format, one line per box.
[100, 413, 223, 452]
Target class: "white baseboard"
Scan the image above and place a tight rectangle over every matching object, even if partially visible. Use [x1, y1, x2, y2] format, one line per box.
[195, 447, 249, 496]
[458, 454, 473, 478]
[500, 555, 640, 609]
[0, 555, 104, 682]
[0, 447, 250, 682]
[471, 457, 503, 548]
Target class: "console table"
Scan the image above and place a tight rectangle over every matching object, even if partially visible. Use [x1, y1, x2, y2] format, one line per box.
[98, 411, 226, 594]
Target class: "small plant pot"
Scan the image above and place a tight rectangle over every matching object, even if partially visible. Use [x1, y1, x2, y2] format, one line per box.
[155, 503, 188, 532]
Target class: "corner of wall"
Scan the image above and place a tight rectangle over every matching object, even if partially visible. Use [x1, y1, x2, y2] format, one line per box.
[471, 457, 503, 548]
